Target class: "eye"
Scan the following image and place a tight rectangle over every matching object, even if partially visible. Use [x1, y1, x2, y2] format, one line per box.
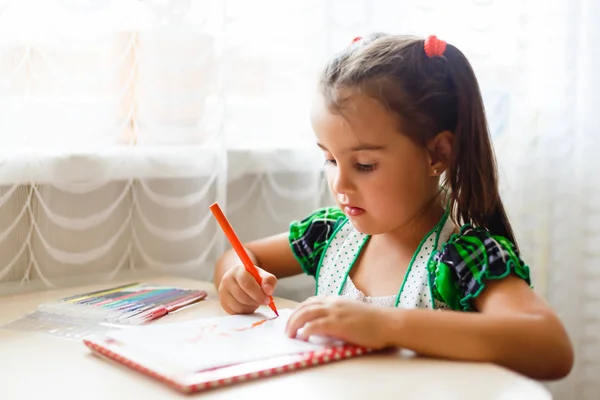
[324, 159, 337, 166]
[356, 163, 375, 172]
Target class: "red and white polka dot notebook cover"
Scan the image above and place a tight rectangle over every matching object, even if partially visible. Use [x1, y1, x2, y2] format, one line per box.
[83, 336, 372, 394]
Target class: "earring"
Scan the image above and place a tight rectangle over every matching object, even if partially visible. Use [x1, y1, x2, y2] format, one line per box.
[433, 168, 440, 175]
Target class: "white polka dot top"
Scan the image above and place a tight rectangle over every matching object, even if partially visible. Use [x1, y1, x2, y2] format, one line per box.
[315, 214, 455, 310]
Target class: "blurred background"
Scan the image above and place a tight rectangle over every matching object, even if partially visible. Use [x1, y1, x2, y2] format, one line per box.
[0, 1, 598, 398]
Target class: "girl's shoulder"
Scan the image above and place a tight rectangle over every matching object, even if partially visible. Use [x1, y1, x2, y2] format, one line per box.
[288, 207, 348, 276]
[427, 224, 532, 312]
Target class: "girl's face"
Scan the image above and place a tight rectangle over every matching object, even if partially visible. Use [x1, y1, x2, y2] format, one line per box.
[310, 92, 441, 235]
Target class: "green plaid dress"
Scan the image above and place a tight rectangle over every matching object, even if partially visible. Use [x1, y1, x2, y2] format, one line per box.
[288, 207, 531, 311]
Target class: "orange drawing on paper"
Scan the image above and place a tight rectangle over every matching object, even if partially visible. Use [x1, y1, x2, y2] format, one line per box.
[186, 316, 278, 343]
[232, 318, 272, 332]
[187, 323, 219, 343]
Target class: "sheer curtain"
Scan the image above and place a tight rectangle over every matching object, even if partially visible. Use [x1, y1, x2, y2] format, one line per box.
[0, 1, 598, 398]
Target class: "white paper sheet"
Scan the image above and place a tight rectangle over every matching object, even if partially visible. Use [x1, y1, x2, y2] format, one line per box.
[105, 308, 343, 372]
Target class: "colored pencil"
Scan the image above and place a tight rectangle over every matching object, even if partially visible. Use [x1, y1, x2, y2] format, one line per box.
[209, 202, 279, 317]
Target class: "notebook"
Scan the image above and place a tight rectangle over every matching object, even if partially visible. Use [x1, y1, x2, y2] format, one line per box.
[84, 308, 374, 393]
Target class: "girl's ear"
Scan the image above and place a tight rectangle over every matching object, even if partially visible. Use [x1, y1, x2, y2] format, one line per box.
[426, 130, 454, 176]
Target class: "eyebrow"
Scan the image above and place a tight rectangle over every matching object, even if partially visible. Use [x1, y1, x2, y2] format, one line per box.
[317, 143, 386, 152]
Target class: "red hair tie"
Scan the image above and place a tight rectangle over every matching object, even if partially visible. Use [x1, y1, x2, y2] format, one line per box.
[351, 36, 363, 44]
[424, 35, 447, 58]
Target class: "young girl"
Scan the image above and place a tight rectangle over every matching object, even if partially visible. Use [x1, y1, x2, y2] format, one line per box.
[214, 34, 574, 380]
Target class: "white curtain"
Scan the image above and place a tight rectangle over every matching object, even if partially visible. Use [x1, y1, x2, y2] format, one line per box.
[0, 1, 597, 398]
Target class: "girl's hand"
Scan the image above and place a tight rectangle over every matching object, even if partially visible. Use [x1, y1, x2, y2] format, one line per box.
[218, 264, 277, 315]
[285, 296, 390, 350]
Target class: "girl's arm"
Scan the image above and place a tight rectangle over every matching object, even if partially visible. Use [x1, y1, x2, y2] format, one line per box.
[214, 232, 304, 288]
[383, 276, 574, 380]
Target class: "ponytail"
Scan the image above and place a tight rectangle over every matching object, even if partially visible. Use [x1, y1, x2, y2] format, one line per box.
[443, 44, 517, 246]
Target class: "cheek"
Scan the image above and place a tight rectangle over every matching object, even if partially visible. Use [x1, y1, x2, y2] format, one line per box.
[372, 159, 431, 203]
[324, 167, 335, 188]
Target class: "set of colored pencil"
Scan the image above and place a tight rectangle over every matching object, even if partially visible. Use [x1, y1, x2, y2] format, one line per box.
[38, 283, 207, 325]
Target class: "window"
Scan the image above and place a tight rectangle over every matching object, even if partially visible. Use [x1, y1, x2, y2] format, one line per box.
[0, 0, 523, 153]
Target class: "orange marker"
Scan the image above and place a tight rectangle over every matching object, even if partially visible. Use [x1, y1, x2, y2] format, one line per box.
[209, 202, 279, 317]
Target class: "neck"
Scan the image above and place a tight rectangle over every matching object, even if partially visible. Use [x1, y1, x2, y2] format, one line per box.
[376, 201, 446, 251]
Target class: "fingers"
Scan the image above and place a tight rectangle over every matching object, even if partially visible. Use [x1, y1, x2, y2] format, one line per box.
[218, 265, 278, 314]
[260, 271, 277, 296]
[285, 304, 329, 338]
[220, 301, 237, 315]
[220, 289, 257, 315]
[297, 319, 333, 340]
[235, 267, 273, 305]
[286, 296, 353, 340]
[228, 283, 257, 307]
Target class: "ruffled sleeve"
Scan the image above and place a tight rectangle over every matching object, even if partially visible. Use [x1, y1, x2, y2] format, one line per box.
[427, 225, 532, 312]
[288, 207, 347, 277]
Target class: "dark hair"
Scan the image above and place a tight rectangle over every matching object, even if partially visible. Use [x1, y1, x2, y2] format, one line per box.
[320, 33, 517, 245]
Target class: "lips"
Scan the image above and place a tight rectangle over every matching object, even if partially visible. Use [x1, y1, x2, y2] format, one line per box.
[342, 205, 365, 216]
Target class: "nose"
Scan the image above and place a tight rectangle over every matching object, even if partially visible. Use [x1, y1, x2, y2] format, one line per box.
[330, 165, 354, 195]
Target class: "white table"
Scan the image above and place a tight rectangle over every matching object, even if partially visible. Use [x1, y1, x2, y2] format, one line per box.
[0, 277, 552, 399]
